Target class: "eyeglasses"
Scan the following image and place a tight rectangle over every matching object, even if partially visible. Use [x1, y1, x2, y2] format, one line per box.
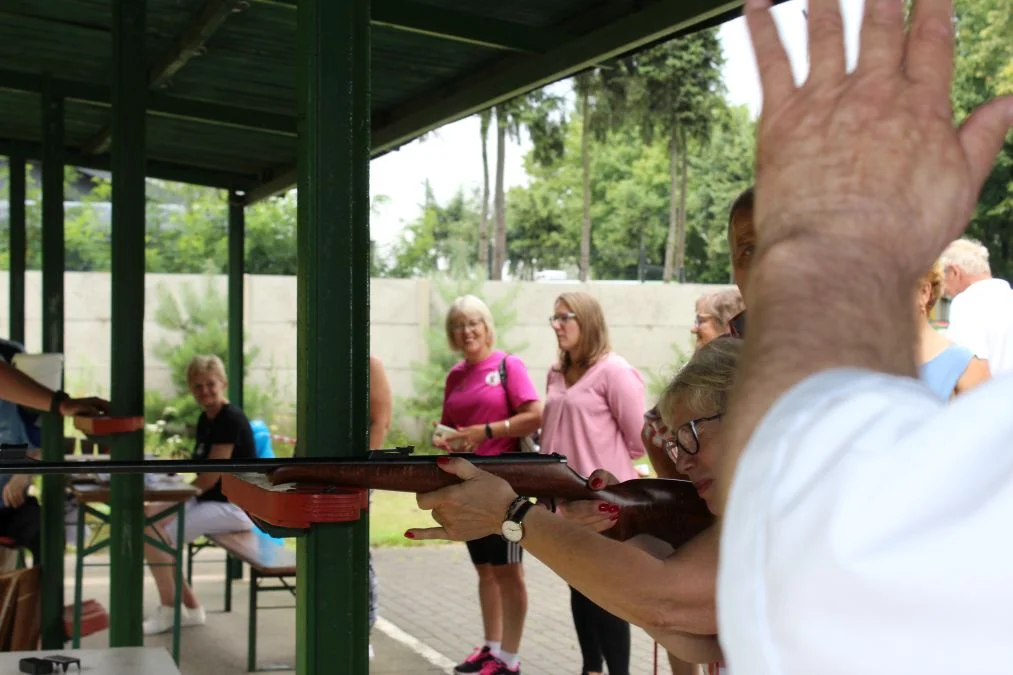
[662, 413, 723, 462]
[548, 312, 577, 326]
[451, 319, 483, 333]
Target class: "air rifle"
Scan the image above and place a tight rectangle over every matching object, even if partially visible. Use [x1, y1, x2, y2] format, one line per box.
[0, 448, 713, 549]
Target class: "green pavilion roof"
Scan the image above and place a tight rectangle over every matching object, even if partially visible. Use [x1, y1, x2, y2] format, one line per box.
[0, 0, 751, 202]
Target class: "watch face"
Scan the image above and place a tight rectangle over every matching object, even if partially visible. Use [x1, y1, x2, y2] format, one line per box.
[501, 520, 523, 543]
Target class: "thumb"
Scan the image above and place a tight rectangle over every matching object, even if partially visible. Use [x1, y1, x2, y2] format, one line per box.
[958, 96, 1013, 202]
[587, 469, 619, 490]
[436, 456, 486, 481]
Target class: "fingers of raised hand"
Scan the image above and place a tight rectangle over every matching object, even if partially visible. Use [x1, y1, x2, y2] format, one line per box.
[904, 0, 956, 97]
[805, 0, 846, 83]
[587, 469, 619, 490]
[745, 0, 795, 109]
[857, 0, 906, 76]
[957, 97, 1013, 210]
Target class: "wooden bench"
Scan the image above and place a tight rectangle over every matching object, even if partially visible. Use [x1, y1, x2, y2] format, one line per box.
[195, 532, 295, 672]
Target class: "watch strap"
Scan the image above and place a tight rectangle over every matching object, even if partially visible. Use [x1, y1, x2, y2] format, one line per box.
[50, 390, 69, 415]
[509, 500, 535, 525]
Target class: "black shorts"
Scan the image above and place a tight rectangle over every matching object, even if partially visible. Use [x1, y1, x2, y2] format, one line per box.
[466, 534, 522, 566]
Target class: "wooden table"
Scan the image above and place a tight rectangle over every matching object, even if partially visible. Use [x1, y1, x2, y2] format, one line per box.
[68, 480, 199, 665]
[0, 647, 179, 674]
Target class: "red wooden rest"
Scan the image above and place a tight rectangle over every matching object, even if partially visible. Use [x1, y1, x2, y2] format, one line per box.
[74, 416, 145, 436]
[64, 598, 109, 639]
[222, 474, 367, 529]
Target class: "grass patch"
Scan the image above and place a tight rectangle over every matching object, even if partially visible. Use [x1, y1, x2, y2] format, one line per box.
[370, 491, 439, 547]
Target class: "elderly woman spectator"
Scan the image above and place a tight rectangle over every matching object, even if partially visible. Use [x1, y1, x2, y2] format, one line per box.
[691, 289, 745, 351]
[433, 295, 542, 675]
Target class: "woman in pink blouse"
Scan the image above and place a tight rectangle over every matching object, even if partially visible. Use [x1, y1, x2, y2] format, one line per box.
[541, 291, 646, 675]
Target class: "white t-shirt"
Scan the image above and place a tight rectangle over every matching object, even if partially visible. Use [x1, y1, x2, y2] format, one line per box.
[946, 278, 1013, 375]
[718, 369, 1013, 675]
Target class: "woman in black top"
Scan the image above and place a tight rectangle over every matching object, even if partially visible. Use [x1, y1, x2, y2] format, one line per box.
[142, 355, 256, 636]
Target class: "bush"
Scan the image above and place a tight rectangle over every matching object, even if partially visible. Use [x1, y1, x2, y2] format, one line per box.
[148, 268, 273, 441]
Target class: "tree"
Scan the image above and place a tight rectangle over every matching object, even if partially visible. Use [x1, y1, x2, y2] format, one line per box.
[613, 30, 726, 282]
[489, 91, 565, 280]
[385, 185, 482, 278]
[477, 109, 493, 275]
[952, 0, 1013, 279]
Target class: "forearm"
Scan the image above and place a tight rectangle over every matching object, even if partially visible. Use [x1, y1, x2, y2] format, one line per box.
[369, 421, 389, 450]
[489, 410, 540, 438]
[0, 362, 58, 412]
[190, 472, 221, 493]
[720, 233, 919, 508]
[521, 506, 717, 634]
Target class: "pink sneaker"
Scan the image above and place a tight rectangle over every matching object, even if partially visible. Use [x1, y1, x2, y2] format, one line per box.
[479, 657, 520, 675]
[454, 646, 497, 674]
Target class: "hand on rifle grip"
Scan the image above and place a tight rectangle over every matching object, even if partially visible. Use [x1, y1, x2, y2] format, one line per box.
[554, 468, 621, 533]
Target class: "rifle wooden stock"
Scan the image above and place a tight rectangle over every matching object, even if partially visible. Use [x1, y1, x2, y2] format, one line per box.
[269, 456, 714, 550]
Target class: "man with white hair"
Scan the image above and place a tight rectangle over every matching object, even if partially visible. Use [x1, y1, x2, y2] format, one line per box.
[940, 237, 1013, 375]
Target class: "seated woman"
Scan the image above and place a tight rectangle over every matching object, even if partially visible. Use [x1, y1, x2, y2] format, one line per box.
[408, 338, 746, 671]
[142, 355, 255, 636]
[917, 263, 990, 399]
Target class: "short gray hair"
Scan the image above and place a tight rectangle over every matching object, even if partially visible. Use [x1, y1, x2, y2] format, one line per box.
[941, 238, 990, 276]
[445, 295, 496, 351]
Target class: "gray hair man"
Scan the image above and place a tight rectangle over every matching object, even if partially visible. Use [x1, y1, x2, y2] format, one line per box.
[940, 237, 1013, 375]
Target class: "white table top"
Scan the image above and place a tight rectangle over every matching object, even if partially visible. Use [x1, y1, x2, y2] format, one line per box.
[0, 647, 179, 674]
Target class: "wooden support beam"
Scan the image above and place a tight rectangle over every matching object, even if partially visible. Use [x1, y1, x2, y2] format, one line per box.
[82, 0, 248, 155]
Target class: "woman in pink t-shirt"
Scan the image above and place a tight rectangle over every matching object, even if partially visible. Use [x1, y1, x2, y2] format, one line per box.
[436, 295, 542, 675]
[540, 291, 645, 675]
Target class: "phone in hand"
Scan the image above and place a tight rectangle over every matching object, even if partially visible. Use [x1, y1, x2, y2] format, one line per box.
[432, 424, 464, 450]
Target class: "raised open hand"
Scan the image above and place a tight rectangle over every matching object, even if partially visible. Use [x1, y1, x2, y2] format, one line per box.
[747, 0, 1012, 275]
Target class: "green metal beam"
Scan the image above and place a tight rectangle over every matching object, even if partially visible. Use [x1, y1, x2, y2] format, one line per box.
[109, 0, 148, 650]
[7, 151, 25, 345]
[39, 78, 66, 650]
[228, 190, 244, 409]
[295, 0, 371, 671]
[0, 139, 256, 190]
[246, 0, 750, 204]
[82, 0, 248, 156]
[253, 0, 570, 53]
[0, 69, 295, 138]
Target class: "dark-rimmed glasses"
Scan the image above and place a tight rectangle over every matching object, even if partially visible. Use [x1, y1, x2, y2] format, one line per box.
[663, 413, 722, 462]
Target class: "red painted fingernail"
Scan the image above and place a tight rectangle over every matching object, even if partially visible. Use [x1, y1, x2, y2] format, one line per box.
[404, 530, 415, 539]
[437, 457, 451, 466]
[597, 503, 610, 512]
[609, 513, 620, 521]
[590, 478, 604, 489]
[608, 505, 621, 513]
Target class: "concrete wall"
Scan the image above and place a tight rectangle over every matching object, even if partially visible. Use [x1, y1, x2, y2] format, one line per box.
[0, 272, 732, 422]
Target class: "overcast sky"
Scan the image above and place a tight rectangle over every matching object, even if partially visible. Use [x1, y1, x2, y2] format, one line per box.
[368, 0, 866, 255]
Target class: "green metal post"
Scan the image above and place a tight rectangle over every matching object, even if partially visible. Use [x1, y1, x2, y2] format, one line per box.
[228, 191, 244, 409]
[295, 0, 371, 672]
[39, 78, 66, 650]
[109, 0, 147, 648]
[8, 152, 26, 345]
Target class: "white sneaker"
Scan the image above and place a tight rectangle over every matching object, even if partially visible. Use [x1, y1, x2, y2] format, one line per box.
[142, 605, 179, 636]
[182, 604, 206, 628]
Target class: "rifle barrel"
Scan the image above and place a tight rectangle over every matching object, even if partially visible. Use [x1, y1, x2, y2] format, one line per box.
[0, 451, 566, 475]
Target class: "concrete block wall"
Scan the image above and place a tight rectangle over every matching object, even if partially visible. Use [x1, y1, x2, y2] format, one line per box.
[0, 272, 732, 432]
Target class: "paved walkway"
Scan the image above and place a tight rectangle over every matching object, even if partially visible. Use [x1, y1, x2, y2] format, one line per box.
[65, 545, 671, 675]
[374, 545, 668, 675]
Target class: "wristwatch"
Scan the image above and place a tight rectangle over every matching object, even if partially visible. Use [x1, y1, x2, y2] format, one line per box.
[501, 497, 535, 543]
[49, 390, 69, 415]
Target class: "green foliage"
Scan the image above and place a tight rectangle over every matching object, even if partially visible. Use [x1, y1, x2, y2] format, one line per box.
[396, 275, 525, 447]
[149, 268, 265, 431]
[952, 0, 1013, 280]
[645, 342, 692, 402]
[384, 185, 482, 278]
